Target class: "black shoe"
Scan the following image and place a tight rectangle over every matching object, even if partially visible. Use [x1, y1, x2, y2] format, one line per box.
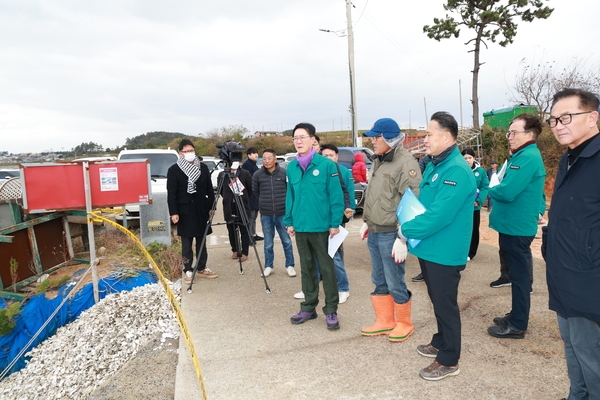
[490, 278, 511, 288]
[488, 320, 525, 339]
[493, 313, 510, 326]
[253, 235, 264, 241]
[412, 273, 424, 282]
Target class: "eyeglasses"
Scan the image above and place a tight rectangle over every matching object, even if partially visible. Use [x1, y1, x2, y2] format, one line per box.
[369, 135, 383, 141]
[505, 130, 530, 139]
[291, 135, 311, 142]
[546, 111, 593, 128]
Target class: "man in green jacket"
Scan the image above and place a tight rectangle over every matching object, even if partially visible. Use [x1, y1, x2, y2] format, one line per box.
[487, 113, 546, 339]
[400, 111, 476, 381]
[284, 122, 345, 330]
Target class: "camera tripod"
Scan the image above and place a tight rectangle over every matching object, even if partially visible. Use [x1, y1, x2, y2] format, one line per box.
[186, 162, 271, 294]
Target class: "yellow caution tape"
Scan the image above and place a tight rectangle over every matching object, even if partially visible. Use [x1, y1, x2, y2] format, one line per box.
[89, 211, 209, 400]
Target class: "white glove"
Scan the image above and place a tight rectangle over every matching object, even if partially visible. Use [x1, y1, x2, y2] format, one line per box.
[391, 238, 407, 264]
[359, 222, 369, 240]
[397, 225, 407, 241]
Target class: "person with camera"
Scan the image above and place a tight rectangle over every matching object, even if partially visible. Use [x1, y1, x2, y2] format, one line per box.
[167, 139, 217, 283]
[241, 147, 262, 242]
[285, 122, 344, 330]
[218, 161, 254, 262]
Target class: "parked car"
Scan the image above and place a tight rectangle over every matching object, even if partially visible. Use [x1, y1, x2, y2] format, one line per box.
[72, 156, 117, 162]
[0, 168, 20, 182]
[336, 147, 375, 214]
[199, 156, 224, 190]
[116, 148, 179, 224]
[337, 147, 375, 176]
[283, 153, 297, 163]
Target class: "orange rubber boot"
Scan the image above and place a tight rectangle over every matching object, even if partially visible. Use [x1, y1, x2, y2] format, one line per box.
[361, 294, 396, 336]
[388, 296, 414, 342]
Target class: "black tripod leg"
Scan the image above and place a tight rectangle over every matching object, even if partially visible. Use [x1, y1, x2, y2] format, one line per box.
[235, 223, 244, 274]
[233, 195, 271, 294]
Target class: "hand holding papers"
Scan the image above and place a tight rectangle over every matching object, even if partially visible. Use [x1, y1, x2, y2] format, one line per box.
[328, 225, 348, 258]
[488, 160, 507, 188]
[396, 188, 426, 248]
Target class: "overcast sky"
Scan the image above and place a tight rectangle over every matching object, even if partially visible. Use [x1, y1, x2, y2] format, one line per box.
[1, 0, 598, 154]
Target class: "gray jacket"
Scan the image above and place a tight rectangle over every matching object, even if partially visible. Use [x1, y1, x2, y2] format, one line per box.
[252, 164, 287, 216]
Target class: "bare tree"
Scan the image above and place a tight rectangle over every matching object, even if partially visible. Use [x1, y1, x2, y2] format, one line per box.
[509, 57, 600, 116]
[424, 0, 553, 129]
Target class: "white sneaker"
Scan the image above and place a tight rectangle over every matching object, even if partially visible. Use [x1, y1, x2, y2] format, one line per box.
[262, 267, 273, 277]
[184, 270, 193, 282]
[339, 291, 350, 304]
[293, 291, 305, 299]
[286, 266, 297, 277]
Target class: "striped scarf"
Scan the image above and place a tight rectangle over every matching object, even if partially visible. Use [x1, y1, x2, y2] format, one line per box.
[177, 157, 201, 194]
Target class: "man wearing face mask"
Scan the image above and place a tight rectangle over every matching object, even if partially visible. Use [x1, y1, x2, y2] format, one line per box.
[167, 139, 217, 283]
[359, 118, 421, 343]
[218, 161, 254, 262]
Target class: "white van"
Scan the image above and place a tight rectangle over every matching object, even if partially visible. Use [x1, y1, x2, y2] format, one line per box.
[116, 148, 178, 223]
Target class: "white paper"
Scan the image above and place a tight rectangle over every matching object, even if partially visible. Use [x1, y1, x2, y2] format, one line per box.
[496, 160, 508, 182]
[488, 172, 500, 188]
[328, 226, 348, 258]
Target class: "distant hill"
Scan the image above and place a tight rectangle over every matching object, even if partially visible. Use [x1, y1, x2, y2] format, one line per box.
[121, 131, 188, 150]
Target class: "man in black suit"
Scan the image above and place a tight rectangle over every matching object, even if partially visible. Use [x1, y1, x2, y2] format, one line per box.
[167, 139, 217, 283]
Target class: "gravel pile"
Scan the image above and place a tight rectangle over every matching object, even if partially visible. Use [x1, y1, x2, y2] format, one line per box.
[0, 283, 180, 400]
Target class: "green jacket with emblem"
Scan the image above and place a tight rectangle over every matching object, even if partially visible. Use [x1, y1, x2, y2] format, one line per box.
[473, 165, 489, 211]
[489, 143, 546, 237]
[402, 146, 476, 266]
[363, 145, 421, 232]
[284, 153, 344, 232]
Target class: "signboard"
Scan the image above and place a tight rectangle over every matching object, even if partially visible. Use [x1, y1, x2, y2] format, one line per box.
[22, 160, 152, 213]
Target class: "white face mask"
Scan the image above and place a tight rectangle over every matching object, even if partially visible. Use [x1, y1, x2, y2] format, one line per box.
[184, 152, 196, 162]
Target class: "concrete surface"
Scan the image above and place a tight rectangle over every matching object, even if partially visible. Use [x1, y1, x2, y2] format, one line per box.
[174, 216, 568, 400]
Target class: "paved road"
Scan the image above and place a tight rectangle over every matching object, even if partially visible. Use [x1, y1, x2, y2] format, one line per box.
[175, 216, 568, 400]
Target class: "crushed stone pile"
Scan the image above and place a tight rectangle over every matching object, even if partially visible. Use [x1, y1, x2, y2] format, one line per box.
[0, 283, 180, 400]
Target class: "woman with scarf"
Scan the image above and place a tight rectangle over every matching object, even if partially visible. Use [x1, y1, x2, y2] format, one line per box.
[167, 139, 217, 283]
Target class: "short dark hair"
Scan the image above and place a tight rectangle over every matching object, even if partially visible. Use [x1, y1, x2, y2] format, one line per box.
[293, 122, 316, 137]
[246, 147, 258, 155]
[512, 113, 543, 138]
[178, 139, 195, 151]
[320, 143, 338, 154]
[431, 111, 458, 139]
[262, 148, 276, 158]
[551, 88, 600, 112]
[314, 134, 320, 143]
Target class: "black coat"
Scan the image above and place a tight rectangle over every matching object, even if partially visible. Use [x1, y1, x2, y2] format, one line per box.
[241, 158, 260, 211]
[544, 133, 600, 322]
[252, 164, 287, 216]
[218, 168, 253, 221]
[167, 162, 214, 238]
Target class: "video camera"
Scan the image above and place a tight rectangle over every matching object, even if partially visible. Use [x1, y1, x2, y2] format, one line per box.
[216, 140, 245, 168]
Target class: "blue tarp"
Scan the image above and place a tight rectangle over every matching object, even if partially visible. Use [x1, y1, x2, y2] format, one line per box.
[0, 270, 157, 377]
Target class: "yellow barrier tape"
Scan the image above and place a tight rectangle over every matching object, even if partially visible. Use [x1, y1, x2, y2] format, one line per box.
[98, 207, 126, 215]
[89, 211, 209, 400]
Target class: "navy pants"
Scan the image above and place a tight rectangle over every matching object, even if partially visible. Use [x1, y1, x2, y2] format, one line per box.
[499, 233, 534, 331]
[420, 258, 465, 367]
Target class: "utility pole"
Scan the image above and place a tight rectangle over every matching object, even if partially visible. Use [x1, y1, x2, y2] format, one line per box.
[459, 79, 464, 133]
[346, 0, 359, 147]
